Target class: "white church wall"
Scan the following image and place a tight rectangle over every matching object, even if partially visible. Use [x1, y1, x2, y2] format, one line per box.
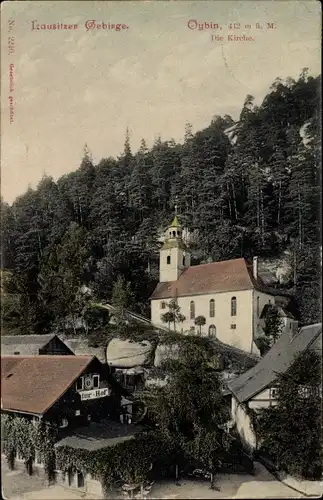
[151, 289, 255, 353]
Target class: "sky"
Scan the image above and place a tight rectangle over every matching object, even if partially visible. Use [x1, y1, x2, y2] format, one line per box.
[1, 0, 321, 204]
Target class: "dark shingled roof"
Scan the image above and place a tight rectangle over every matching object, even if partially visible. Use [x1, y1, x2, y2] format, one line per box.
[1, 355, 94, 414]
[151, 258, 271, 299]
[54, 419, 143, 451]
[228, 323, 322, 403]
[1, 334, 56, 346]
[1, 334, 73, 356]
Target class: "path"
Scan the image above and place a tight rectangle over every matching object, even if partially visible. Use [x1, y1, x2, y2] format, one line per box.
[2, 458, 304, 499]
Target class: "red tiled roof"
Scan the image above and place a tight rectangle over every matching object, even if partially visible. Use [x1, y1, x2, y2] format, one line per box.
[151, 258, 269, 299]
[1, 355, 94, 415]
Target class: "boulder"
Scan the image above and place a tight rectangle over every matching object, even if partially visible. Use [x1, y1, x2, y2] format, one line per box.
[106, 338, 154, 368]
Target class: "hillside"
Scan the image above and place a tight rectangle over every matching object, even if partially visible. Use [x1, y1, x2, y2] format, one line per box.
[1, 69, 320, 336]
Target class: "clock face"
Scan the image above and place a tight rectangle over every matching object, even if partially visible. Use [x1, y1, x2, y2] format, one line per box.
[84, 376, 93, 390]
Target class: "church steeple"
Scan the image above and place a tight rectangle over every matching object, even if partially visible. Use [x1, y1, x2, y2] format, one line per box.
[159, 213, 191, 283]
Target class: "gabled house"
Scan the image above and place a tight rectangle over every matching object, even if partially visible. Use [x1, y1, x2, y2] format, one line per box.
[1, 334, 73, 356]
[227, 323, 322, 453]
[257, 303, 298, 337]
[1, 354, 139, 495]
[1, 355, 121, 425]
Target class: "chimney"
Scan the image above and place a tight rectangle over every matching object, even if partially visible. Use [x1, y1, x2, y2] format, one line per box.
[253, 256, 258, 280]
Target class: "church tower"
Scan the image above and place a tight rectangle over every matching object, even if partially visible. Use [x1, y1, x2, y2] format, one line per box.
[159, 215, 191, 282]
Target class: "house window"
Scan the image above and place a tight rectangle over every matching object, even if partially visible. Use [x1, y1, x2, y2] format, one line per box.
[14, 351, 20, 355]
[182, 255, 185, 266]
[161, 301, 166, 309]
[93, 375, 100, 389]
[230, 324, 236, 329]
[271, 388, 278, 398]
[289, 322, 292, 330]
[190, 301, 195, 319]
[76, 377, 84, 391]
[209, 299, 215, 318]
[75, 410, 81, 416]
[167, 255, 171, 265]
[189, 326, 195, 334]
[256, 296, 260, 317]
[231, 297, 237, 316]
[208, 325, 216, 337]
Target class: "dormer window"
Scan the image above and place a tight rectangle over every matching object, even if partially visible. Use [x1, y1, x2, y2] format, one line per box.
[93, 375, 100, 389]
[76, 374, 100, 391]
[76, 377, 84, 391]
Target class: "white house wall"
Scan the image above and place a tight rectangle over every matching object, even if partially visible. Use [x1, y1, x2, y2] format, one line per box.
[231, 396, 257, 453]
[248, 388, 278, 410]
[151, 289, 256, 353]
[231, 389, 279, 454]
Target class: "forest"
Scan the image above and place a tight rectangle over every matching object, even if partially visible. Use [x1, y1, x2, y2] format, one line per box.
[1, 69, 321, 337]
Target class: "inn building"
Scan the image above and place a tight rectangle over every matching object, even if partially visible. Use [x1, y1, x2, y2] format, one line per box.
[1, 355, 140, 496]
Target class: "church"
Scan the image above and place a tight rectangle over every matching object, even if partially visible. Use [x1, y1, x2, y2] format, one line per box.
[150, 216, 297, 355]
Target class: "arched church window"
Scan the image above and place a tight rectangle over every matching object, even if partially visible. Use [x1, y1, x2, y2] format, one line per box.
[177, 231, 180, 237]
[209, 299, 215, 317]
[167, 255, 171, 265]
[231, 297, 237, 316]
[208, 325, 216, 337]
[172, 231, 176, 238]
[190, 301, 195, 319]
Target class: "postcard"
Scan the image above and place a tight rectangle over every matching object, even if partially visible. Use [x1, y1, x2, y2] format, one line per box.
[1, 1, 321, 499]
